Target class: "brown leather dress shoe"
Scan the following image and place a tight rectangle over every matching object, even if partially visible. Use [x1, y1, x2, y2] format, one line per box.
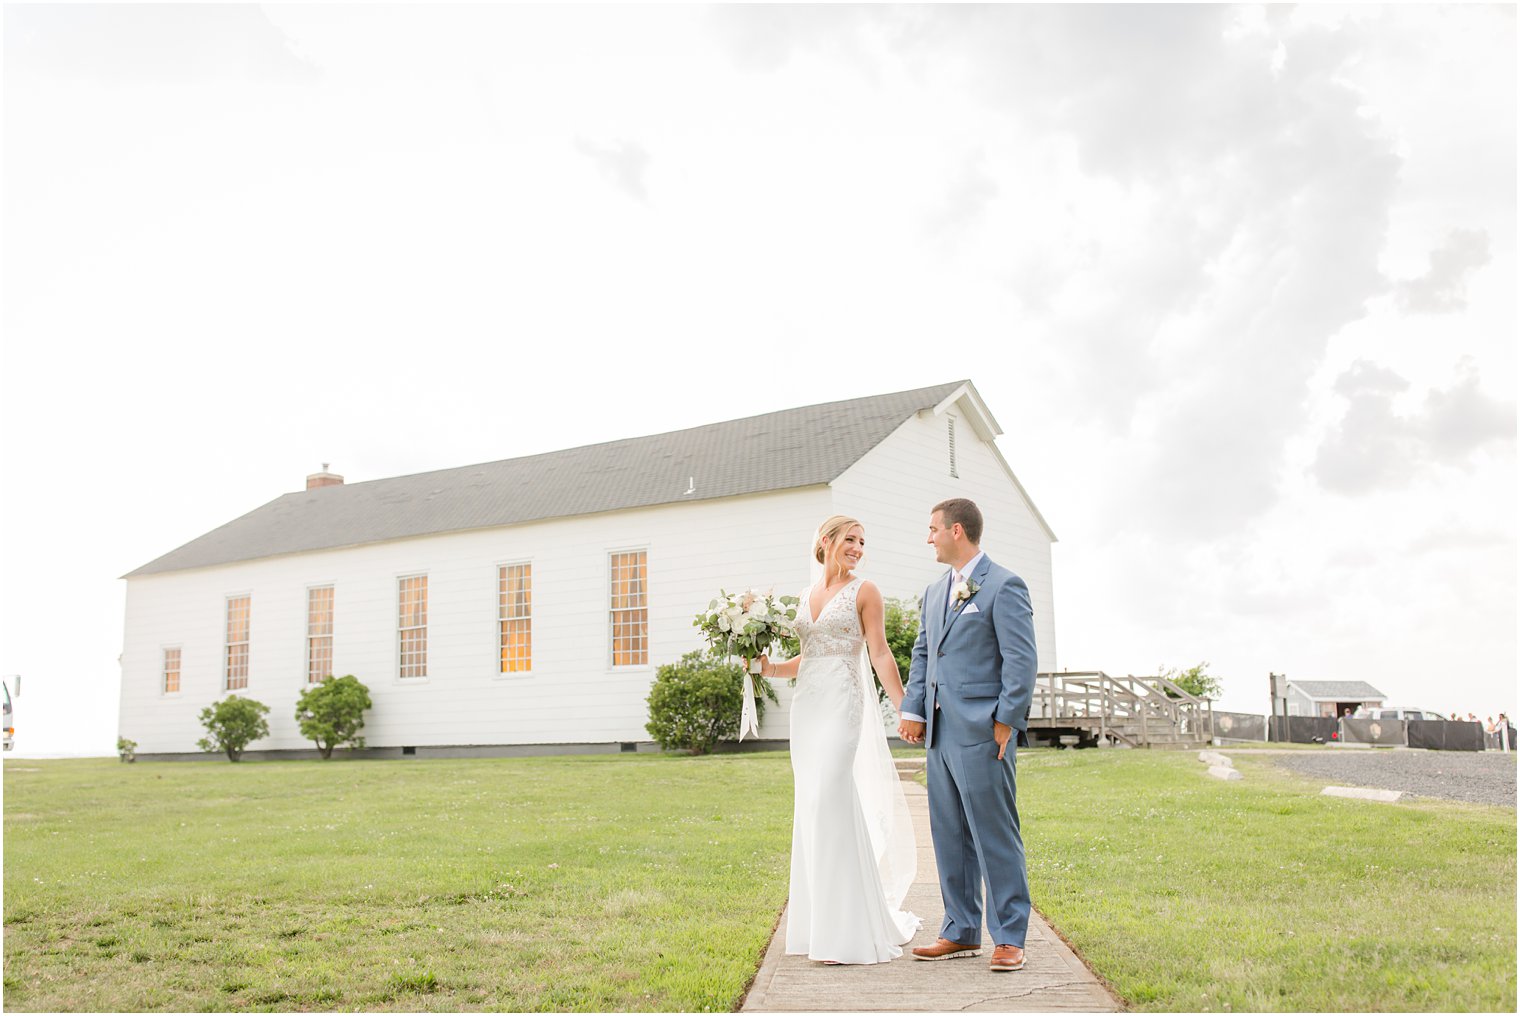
[989, 944, 1026, 972]
[912, 938, 983, 961]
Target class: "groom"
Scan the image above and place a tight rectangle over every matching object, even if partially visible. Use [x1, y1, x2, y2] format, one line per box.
[898, 498, 1038, 973]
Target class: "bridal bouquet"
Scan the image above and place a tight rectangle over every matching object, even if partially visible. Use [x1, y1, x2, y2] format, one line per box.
[693, 589, 800, 671]
[693, 589, 800, 741]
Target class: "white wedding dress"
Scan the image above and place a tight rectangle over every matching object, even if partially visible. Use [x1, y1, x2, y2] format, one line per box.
[785, 576, 920, 964]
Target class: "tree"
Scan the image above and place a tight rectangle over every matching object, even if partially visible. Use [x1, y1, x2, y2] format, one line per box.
[295, 675, 373, 759]
[878, 597, 921, 704]
[1158, 661, 1222, 700]
[645, 650, 778, 754]
[197, 695, 270, 761]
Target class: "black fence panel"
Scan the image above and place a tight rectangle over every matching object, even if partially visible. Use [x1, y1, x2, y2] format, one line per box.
[1269, 716, 1338, 743]
[1213, 711, 1267, 742]
[1340, 717, 1408, 745]
[1407, 720, 1486, 751]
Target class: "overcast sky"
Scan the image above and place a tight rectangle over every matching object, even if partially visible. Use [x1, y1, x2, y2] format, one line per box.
[3, 4, 1514, 755]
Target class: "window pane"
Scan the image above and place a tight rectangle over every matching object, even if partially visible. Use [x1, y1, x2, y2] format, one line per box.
[498, 564, 532, 672]
[500, 618, 531, 673]
[398, 576, 428, 678]
[609, 553, 648, 665]
[307, 587, 334, 682]
[225, 596, 250, 689]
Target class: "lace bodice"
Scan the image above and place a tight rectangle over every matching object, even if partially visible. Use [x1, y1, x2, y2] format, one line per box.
[796, 577, 865, 659]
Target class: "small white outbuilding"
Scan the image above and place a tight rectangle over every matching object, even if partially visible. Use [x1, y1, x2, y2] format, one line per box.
[118, 380, 1057, 757]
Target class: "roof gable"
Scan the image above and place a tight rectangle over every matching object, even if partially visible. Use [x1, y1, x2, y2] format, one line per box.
[126, 381, 969, 577]
[921, 381, 1057, 543]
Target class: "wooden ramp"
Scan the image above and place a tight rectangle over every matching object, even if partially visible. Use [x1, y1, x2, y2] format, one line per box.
[741, 781, 1120, 1012]
[1028, 670, 1213, 749]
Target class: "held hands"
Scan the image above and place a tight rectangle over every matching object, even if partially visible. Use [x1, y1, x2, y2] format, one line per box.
[895, 720, 1012, 753]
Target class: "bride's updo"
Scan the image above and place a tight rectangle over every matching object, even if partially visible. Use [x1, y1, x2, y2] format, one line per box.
[814, 514, 864, 565]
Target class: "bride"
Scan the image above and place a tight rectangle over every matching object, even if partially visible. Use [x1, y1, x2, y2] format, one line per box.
[756, 515, 921, 964]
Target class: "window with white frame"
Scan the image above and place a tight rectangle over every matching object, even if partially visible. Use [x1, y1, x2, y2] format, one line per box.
[307, 585, 334, 683]
[609, 550, 648, 667]
[499, 563, 532, 674]
[163, 646, 181, 695]
[398, 575, 428, 679]
[225, 595, 250, 690]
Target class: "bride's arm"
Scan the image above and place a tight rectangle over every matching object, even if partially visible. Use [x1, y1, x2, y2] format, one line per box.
[858, 581, 905, 709]
[754, 653, 800, 680]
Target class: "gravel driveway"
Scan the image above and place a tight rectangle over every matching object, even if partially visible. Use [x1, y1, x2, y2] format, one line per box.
[1254, 749, 1516, 807]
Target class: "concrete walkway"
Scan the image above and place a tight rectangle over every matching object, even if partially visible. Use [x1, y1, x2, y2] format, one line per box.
[742, 779, 1120, 1012]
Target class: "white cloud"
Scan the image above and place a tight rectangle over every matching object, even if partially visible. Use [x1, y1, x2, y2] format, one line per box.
[573, 137, 652, 203]
[923, 150, 999, 243]
[3, 4, 316, 82]
[1314, 358, 1515, 493]
[1396, 228, 1493, 313]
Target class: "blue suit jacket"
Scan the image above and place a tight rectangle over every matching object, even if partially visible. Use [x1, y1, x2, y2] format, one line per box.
[901, 555, 1038, 749]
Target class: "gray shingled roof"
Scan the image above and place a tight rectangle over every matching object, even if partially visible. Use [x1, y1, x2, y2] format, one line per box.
[126, 381, 969, 577]
[1290, 680, 1386, 700]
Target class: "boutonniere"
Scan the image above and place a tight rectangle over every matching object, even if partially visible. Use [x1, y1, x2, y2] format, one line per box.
[952, 577, 980, 609]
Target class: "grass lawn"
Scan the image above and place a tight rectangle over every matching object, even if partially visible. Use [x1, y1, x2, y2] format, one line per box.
[6, 750, 1514, 1013]
[3, 754, 794, 1012]
[1019, 749, 1517, 1012]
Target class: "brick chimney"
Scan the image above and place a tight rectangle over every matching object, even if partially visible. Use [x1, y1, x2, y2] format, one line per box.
[306, 463, 344, 491]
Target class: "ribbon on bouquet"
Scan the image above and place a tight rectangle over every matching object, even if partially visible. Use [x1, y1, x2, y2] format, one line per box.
[739, 662, 761, 741]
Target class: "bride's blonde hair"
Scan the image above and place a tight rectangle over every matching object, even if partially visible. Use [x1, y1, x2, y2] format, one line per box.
[814, 514, 864, 566]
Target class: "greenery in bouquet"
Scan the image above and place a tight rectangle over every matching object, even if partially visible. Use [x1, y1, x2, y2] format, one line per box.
[692, 588, 800, 665]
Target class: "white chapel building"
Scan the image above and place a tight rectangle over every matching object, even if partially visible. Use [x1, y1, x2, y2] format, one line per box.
[118, 380, 1057, 758]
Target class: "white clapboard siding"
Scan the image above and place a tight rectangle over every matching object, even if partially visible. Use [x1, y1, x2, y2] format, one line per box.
[120, 487, 831, 753]
[829, 402, 1058, 673]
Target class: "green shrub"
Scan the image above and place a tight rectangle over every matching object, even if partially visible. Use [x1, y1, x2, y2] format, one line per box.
[115, 737, 137, 763]
[295, 674, 373, 759]
[196, 695, 270, 762]
[1158, 661, 1222, 699]
[645, 651, 778, 754]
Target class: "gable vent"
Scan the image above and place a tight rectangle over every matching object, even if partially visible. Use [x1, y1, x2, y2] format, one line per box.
[948, 417, 958, 478]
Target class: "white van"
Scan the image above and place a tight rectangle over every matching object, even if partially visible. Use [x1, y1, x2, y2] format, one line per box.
[1353, 705, 1446, 722]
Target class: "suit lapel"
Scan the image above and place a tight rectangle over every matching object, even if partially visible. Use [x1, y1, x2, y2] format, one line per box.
[936, 555, 994, 650]
[928, 570, 952, 648]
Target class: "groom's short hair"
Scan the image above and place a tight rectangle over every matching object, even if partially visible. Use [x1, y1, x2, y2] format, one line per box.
[933, 498, 983, 544]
